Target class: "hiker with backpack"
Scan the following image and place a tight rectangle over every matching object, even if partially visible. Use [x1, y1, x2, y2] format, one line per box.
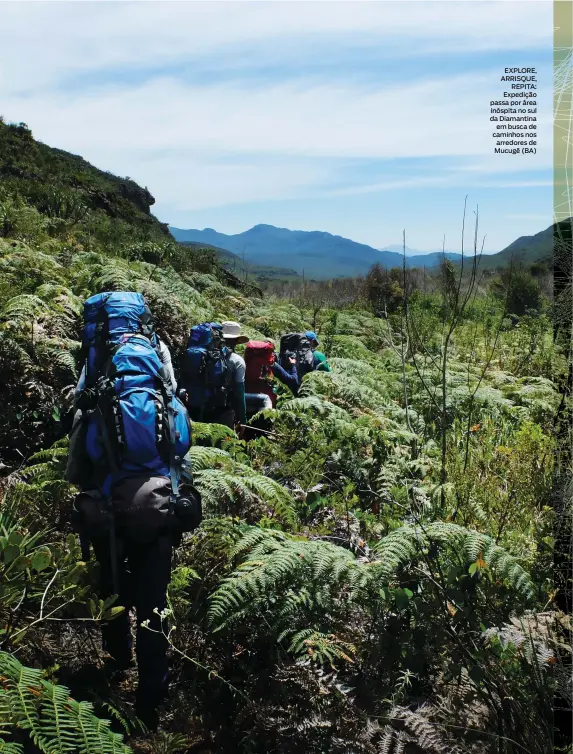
[244, 339, 277, 416]
[272, 352, 300, 395]
[65, 292, 200, 732]
[271, 332, 316, 396]
[179, 320, 247, 432]
[241, 339, 278, 440]
[305, 330, 331, 372]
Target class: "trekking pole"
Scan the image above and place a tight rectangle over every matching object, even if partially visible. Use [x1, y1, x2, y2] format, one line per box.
[238, 424, 279, 438]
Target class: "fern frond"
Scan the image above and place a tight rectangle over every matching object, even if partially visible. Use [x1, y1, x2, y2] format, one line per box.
[0, 742, 24, 754]
[186, 446, 232, 472]
[385, 705, 464, 754]
[371, 522, 535, 599]
[0, 652, 130, 754]
[1, 295, 49, 327]
[92, 264, 134, 292]
[194, 466, 296, 525]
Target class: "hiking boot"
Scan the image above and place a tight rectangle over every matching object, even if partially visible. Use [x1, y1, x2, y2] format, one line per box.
[134, 698, 160, 733]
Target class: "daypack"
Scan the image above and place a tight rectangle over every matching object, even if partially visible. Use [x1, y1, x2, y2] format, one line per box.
[180, 323, 232, 415]
[279, 332, 315, 379]
[244, 340, 275, 391]
[71, 292, 191, 497]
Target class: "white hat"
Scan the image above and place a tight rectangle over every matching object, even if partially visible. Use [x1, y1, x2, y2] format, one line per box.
[221, 320, 249, 344]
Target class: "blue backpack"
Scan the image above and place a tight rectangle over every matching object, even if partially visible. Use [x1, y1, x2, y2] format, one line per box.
[180, 323, 231, 416]
[77, 292, 191, 497]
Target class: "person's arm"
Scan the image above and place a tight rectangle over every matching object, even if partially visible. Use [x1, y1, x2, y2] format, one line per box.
[314, 351, 331, 372]
[157, 338, 177, 392]
[232, 382, 247, 425]
[72, 364, 86, 411]
[272, 361, 300, 394]
[231, 355, 247, 425]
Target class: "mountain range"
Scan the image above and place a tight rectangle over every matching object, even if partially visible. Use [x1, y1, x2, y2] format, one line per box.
[0, 118, 554, 283]
[379, 243, 455, 257]
[170, 222, 554, 280]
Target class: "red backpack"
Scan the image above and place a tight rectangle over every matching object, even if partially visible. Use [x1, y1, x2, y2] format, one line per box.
[244, 341, 275, 393]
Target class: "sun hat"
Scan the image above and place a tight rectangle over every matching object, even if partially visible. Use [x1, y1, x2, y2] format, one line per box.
[221, 321, 249, 344]
[305, 330, 319, 344]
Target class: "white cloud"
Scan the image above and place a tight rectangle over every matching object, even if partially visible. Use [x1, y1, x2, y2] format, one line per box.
[0, 0, 554, 218]
[2, 65, 552, 209]
[136, 153, 332, 210]
[5, 68, 554, 158]
[0, 1, 552, 96]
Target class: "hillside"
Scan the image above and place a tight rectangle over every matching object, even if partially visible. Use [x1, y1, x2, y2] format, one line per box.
[170, 224, 467, 278]
[179, 240, 300, 282]
[0, 120, 169, 243]
[380, 243, 457, 257]
[478, 220, 556, 269]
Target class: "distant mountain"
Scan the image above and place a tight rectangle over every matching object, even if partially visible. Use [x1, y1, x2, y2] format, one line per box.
[478, 221, 556, 270]
[171, 220, 559, 280]
[179, 240, 299, 281]
[170, 224, 461, 279]
[379, 243, 457, 257]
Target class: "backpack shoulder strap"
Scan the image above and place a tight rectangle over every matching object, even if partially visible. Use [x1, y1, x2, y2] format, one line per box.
[164, 387, 182, 499]
[157, 372, 185, 499]
[84, 294, 113, 388]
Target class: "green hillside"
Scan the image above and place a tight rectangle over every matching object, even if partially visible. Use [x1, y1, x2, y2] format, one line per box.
[0, 119, 568, 754]
[179, 240, 300, 282]
[478, 220, 559, 270]
[0, 119, 170, 244]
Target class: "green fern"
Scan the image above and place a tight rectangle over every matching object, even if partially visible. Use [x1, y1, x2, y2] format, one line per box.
[0, 652, 131, 754]
[92, 264, 134, 292]
[187, 447, 296, 525]
[371, 522, 536, 599]
[1, 294, 49, 329]
[282, 629, 356, 668]
[209, 521, 535, 635]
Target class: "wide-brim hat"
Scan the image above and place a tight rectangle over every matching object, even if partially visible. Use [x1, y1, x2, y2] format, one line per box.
[221, 320, 249, 344]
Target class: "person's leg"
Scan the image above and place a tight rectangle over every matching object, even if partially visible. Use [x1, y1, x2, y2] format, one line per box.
[126, 534, 173, 728]
[212, 407, 235, 429]
[244, 394, 273, 440]
[188, 406, 203, 423]
[91, 534, 133, 667]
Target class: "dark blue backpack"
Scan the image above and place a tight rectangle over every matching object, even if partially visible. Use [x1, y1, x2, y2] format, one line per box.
[78, 292, 191, 497]
[180, 323, 231, 416]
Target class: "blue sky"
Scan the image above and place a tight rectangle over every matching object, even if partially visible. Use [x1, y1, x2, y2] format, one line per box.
[1, 0, 554, 252]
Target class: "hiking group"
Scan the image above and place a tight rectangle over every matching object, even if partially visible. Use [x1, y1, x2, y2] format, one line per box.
[65, 291, 330, 731]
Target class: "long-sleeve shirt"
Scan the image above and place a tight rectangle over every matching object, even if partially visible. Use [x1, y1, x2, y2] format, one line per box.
[156, 338, 177, 392]
[272, 362, 300, 395]
[313, 350, 331, 372]
[227, 351, 247, 424]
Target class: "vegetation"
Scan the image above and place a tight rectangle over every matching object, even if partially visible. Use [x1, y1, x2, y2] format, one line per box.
[0, 118, 570, 753]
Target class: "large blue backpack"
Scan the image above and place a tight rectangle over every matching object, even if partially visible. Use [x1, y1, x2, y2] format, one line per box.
[180, 323, 232, 416]
[77, 292, 191, 497]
